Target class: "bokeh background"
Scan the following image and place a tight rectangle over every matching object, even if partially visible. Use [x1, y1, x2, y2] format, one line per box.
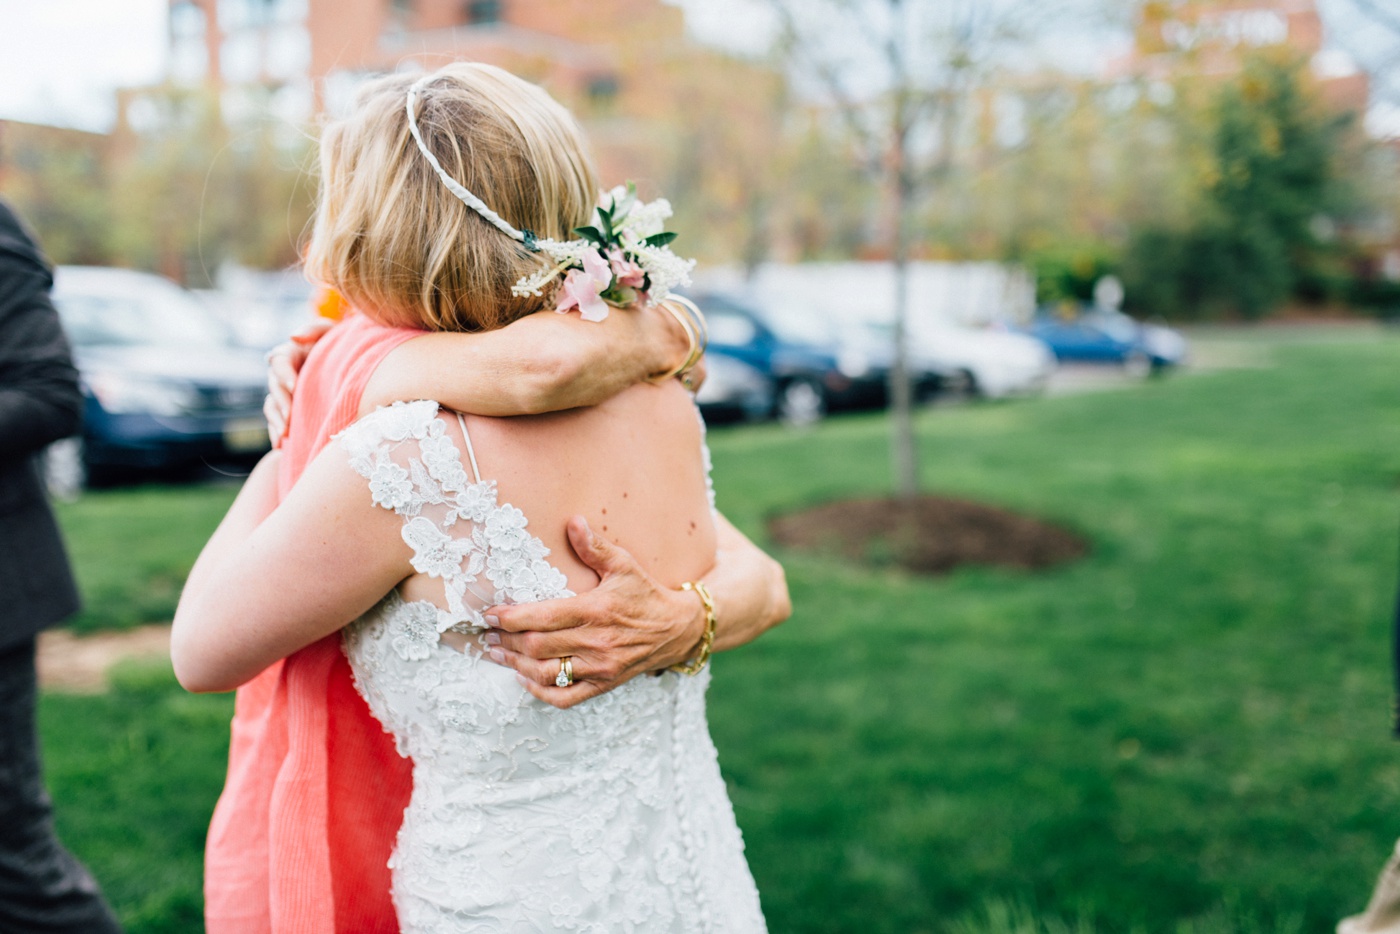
[4, 0, 1400, 931]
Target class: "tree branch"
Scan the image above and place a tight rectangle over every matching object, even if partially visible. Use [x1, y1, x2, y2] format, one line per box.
[764, 0, 886, 173]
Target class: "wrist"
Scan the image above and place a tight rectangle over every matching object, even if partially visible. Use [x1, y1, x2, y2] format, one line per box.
[660, 582, 708, 669]
[668, 581, 716, 676]
[644, 301, 692, 379]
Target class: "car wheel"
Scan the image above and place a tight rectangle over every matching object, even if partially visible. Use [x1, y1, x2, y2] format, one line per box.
[43, 437, 86, 500]
[777, 378, 826, 427]
[1123, 350, 1151, 378]
[957, 368, 984, 399]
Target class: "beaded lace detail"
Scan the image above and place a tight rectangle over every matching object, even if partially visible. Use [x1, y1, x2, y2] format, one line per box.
[334, 401, 766, 934]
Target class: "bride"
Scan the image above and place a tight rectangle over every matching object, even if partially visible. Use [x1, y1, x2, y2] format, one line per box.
[172, 63, 771, 931]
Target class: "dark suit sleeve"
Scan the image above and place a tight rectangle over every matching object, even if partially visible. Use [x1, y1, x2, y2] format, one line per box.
[0, 204, 82, 464]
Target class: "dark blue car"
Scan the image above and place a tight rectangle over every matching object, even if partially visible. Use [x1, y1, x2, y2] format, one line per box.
[687, 291, 885, 425]
[46, 267, 271, 490]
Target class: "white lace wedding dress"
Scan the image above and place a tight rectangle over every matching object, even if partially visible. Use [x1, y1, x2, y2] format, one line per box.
[333, 400, 767, 934]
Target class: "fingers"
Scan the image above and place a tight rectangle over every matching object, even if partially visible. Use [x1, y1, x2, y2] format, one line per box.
[267, 346, 299, 394]
[682, 354, 707, 393]
[489, 647, 582, 686]
[516, 675, 605, 710]
[487, 644, 627, 687]
[483, 646, 613, 710]
[565, 516, 638, 579]
[483, 628, 579, 664]
[264, 356, 294, 448]
[291, 317, 335, 344]
[263, 393, 287, 449]
[265, 322, 322, 447]
[486, 596, 579, 634]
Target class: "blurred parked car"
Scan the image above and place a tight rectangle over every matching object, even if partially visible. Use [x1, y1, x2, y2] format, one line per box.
[1025, 306, 1187, 373]
[689, 291, 883, 425]
[907, 324, 1057, 399]
[45, 266, 271, 489]
[693, 351, 774, 424]
[202, 270, 319, 352]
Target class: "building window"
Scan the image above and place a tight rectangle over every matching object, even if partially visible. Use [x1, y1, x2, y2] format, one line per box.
[170, 1, 206, 39]
[221, 0, 281, 30]
[464, 0, 502, 25]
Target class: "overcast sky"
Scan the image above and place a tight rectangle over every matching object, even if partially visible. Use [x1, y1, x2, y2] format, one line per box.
[0, 0, 1394, 134]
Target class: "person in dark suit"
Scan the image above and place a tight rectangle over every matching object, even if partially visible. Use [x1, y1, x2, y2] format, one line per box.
[0, 200, 121, 933]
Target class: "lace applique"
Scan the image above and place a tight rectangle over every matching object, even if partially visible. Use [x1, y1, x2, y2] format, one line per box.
[336, 399, 574, 636]
[391, 599, 440, 662]
[368, 460, 414, 511]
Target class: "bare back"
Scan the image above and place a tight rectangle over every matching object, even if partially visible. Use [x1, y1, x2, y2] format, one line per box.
[398, 379, 717, 609]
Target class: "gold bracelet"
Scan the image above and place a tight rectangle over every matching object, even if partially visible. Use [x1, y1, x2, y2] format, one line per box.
[668, 300, 705, 378]
[669, 580, 716, 676]
[664, 295, 709, 357]
[647, 299, 699, 384]
[666, 296, 708, 391]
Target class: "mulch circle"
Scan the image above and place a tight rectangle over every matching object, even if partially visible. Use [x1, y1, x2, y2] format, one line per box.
[768, 495, 1089, 575]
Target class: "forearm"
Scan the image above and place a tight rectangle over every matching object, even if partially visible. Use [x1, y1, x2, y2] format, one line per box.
[362, 305, 686, 416]
[173, 451, 282, 684]
[702, 514, 791, 654]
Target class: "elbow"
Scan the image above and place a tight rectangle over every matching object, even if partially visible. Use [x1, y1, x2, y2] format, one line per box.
[767, 557, 792, 629]
[517, 347, 581, 415]
[169, 639, 217, 694]
[173, 667, 224, 695]
[171, 654, 236, 695]
[169, 614, 235, 694]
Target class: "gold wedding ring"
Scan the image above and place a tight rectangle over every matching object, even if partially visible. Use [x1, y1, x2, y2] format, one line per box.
[555, 656, 574, 688]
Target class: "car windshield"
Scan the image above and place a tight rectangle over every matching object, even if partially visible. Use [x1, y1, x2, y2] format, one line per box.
[54, 282, 230, 349]
[752, 297, 840, 346]
[707, 311, 759, 347]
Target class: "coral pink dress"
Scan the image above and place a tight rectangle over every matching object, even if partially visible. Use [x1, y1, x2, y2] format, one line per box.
[204, 313, 421, 934]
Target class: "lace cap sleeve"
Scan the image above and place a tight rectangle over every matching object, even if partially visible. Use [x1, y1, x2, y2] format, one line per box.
[332, 400, 572, 640]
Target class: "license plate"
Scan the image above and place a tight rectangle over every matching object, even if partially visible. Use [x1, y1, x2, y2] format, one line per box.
[225, 418, 270, 453]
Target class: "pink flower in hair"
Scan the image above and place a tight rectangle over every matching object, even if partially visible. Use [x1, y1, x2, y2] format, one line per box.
[554, 248, 613, 322]
[606, 249, 646, 289]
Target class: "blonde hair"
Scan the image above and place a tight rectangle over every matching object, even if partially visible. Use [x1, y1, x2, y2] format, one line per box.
[305, 63, 600, 332]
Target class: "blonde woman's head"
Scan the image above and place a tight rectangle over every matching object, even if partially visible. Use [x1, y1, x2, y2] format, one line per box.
[305, 62, 600, 332]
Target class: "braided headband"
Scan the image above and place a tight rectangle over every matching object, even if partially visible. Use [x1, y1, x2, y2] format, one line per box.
[401, 74, 696, 321]
[405, 75, 539, 250]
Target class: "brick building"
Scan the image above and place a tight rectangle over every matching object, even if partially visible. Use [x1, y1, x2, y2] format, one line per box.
[155, 0, 775, 188]
[1111, 0, 1371, 114]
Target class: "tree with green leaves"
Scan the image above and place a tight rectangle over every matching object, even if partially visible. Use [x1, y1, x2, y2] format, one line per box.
[1124, 54, 1354, 319]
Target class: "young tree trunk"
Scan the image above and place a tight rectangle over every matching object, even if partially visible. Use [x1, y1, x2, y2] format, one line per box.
[889, 161, 919, 501]
[886, 0, 919, 502]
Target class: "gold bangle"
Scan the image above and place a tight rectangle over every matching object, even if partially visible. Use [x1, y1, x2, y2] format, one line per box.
[647, 299, 699, 384]
[669, 580, 716, 676]
[667, 299, 704, 377]
[664, 294, 709, 354]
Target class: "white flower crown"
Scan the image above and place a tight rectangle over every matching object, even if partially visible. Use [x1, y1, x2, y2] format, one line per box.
[406, 76, 695, 323]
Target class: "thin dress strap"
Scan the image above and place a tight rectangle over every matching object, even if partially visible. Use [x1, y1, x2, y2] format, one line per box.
[455, 412, 482, 484]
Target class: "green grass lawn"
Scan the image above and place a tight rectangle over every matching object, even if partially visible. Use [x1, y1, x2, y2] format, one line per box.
[40, 331, 1400, 932]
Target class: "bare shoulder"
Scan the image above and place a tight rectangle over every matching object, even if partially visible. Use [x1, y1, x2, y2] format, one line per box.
[459, 380, 714, 587]
[463, 379, 701, 459]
